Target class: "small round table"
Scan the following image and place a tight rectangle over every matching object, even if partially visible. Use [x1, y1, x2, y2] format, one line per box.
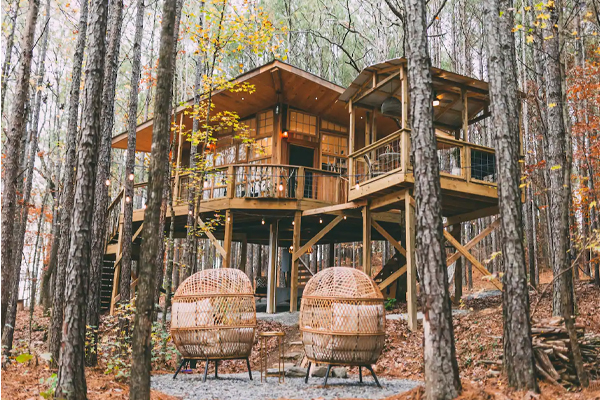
[258, 331, 285, 383]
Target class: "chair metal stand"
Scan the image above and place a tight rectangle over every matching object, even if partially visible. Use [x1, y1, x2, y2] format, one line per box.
[173, 357, 253, 382]
[303, 362, 382, 388]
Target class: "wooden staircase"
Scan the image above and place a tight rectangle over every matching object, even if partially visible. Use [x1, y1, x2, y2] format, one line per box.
[100, 260, 115, 311]
[298, 259, 314, 290]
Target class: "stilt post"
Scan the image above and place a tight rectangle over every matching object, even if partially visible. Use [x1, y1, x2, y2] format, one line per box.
[405, 195, 417, 331]
[290, 211, 302, 312]
[267, 220, 279, 313]
[223, 210, 233, 268]
[362, 205, 372, 276]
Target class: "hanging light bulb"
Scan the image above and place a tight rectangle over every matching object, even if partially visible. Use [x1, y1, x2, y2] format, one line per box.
[261, 218, 265, 225]
[432, 99, 440, 107]
[355, 183, 360, 190]
[289, 245, 294, 253]
[125, 196, 131, 203]
[319, 218, 323, 224]
[105, 179, 110, 186]
[142, 204, 147, 209]
[343, 215, 347, 220]
[129, 173, 134, 181]
[292, 221, 295, 225]
[278, 182, 284, 191]
[189, 210, 193, 215]
[203, 180, 209, 188]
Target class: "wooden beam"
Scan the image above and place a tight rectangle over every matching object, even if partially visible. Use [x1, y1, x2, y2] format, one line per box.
[451, 223, 462, 303]
[362, 206, 372, 276]
[446, 218, 500, 266]
[378, 265, 407, 291]
[405, 195, 417, 331]
[267, 221, 279, 314]
[369, 189, 407, 211]
[462, 88, 469, 142]
[239, 233, 247, 273]
[197, 216, 227, 258]
[293, 215, 343, 260]
[371, 220, 407, 256]
[223, 210, 233, 268]
[290, 211, 302, 312]
[434, 96, 461, 120]
[302, 200, 366, 216]
[353, 71, 400, 104]
[445, 206, 499, 226]
[443, 230, 503, 290]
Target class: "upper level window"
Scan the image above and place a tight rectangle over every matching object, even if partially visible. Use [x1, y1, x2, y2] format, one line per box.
[321, 119, 347, 134]
[215, 144, 236, 166]
[250, 136, 272, 162]
[257, 110, 273, 136]
[289, 110, 317, 135]
[322, 134, 348, 173]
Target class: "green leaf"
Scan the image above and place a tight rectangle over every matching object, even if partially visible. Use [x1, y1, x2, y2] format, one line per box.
[15, 353, 34, 363]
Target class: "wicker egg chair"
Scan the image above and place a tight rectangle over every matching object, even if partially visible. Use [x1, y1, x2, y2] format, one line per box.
[300, 267, 385, 387]
[171, 268, 256, 381]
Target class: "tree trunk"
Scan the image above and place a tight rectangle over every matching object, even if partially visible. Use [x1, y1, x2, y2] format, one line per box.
[1, 0, 51, 354]
[129, 0, 179, 398]
[87, 0, 124, 367]
[54, 0, 107, 397]
[0, 0, 40, 334]
[541, 0, 588, 388]
[404, 0, 461, 398]
[48, 0, 89, 367]
[0, 0, 20, 116]
[484, 0, 537, 390]
[121, 0, 146, 304]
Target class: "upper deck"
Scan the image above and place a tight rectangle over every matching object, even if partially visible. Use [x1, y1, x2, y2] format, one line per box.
[340, 58, 503, 219]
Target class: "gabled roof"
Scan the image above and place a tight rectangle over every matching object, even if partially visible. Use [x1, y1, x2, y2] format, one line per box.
[112, 60, 347, 152]
[340, 58, 491, 131]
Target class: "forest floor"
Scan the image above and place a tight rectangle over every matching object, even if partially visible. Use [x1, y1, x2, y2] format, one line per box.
[2, 279, 599, 400]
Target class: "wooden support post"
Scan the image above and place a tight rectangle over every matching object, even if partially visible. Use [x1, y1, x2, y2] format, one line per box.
[227, 165, 235, 199]
[328, 243, 334, 268]
[197, 216, 227, 258]
[267, 220, 279, 314]
[362, 206, 372, 276]
[239, 233, 247, 273]
[173, 112, 185, 201]
[446, 218, 500, 265]
[451, 223, 462, 304]
[292, 216, 343, 261]
[348, 100, 355, 186]
[290, 212, 302, 312]
[223, 210, 233, 268]
[400, 66, 409, 130]
[443, 230, 503, 290]
[405, 195, 417, 331]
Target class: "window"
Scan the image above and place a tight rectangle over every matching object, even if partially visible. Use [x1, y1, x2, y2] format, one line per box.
[321, 134, 348, 173]
[321, 119, 347, 134]
[289, 110, 317, 135]
[258, 110, 273, 136]
[250, 136, 272, 162]
[215, 144, 236, 166]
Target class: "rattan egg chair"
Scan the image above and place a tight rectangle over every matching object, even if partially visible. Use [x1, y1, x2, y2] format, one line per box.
[171, 268, 257, 381]
[300, 267, 385, 387]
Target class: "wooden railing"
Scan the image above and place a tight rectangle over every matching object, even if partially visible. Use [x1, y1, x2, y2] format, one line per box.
[106, 188, 124, 242]
[349, 128, 497, 187]
[171, 164, 347, 206]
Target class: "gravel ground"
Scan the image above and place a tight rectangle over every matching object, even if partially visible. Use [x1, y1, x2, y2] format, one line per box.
[256, 311, 299, 326]
[152, 372, 420, 400]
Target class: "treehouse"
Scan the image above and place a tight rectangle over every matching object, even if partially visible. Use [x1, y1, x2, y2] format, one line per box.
[104, 59, 507, 330]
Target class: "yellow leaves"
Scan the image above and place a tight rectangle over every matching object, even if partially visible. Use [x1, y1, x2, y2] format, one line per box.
[550, 165, 562, 170]
[548, 102, 557, 108]
[544, 34, 553, 40]
[526, 35, 534, 43]
[537, 13, 550, 20]
[524, 6, 531, 11]
[512, 24, 523, 32]
[591, 201, 597, 210]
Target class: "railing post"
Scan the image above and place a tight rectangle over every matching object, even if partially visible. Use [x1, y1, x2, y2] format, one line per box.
[401, 129, 411, 172]
[296, 167, 305, 200]
[227, 165, 235, 199]
[463, 145, 471, 182]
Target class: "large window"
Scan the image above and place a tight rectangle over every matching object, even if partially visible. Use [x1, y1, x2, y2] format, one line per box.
[214, 144, 236, 166]
[321, 119, 347, 134]
[258, 110, 273, 136]
[250, 136, 272, 162]
[289, 110, 317, 135]
[321, 134, 348, 173]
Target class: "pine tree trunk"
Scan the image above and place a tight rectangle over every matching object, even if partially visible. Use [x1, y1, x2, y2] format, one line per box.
[0, 0, 20, 115]
[1, 0, 50, 354]
[48, 0, 89, 366]
[404, 0, 461, 398]
[0, 0, 40, 334]
[121, 0, 146, 304]
[86, 0, 124, 367]
[484, 0, 537, 390]
[129, 1, 179, 397]
[54, 0, 107, 397]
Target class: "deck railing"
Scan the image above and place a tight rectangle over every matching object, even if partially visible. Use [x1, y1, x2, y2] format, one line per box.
[349, 128, 497, 187]
[106, 188, 124, 242]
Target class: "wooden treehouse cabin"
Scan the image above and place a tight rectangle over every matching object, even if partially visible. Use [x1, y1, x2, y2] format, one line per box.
[103, 59, 508, 330]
